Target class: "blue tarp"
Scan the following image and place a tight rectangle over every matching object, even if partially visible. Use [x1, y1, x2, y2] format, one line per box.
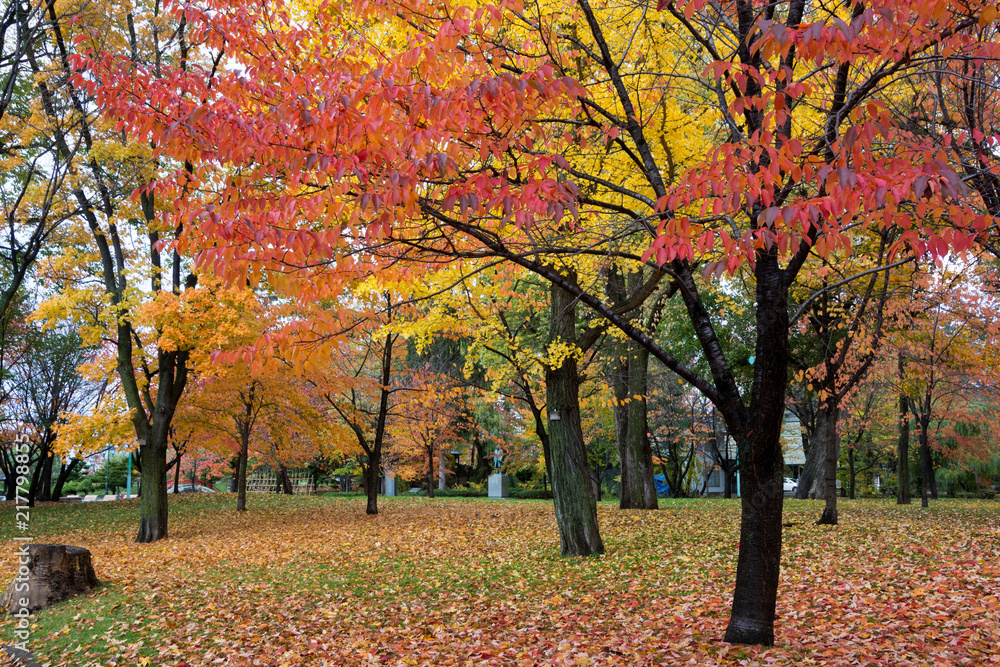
[654, 474, 670, 496]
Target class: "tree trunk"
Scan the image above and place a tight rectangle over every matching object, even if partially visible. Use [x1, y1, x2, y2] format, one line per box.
[1, 451, 13, 501]
[0, 545, 99, 614]
[919, 414, 933, 508]
[609, 268, 658, 510]
[527, 405, 553, 485]
[26, 447, 46, 508]
[236, 432, 249, 512]
[619, 345, 658, 509]
[426, 448, 435, 499]
[173, 450, 181, 493]
[278, 464, 293, 494]
[365, 459, 380, 514]
[352, 328, 396, 516]
[896, 374, 911, 505]
[38, 454, 53, 502]
[608, 266, 630, 482]
[929, 450, 938, 500]
[472, 431, 494, 483]
[51, 458, 81, 502]
[815, 403, 840, 525]
[136, 437, 168, 542]
[724, 252, 786, 646]
[794, 435, 817, 500]
[131, 348, 190, 542]
[545, 278, 604, 556]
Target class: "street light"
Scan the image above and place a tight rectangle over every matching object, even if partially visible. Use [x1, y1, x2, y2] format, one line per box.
[104, 445, 111, 495]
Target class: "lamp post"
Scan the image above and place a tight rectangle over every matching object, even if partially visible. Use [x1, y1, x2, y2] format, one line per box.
[104, 445, 111, 495]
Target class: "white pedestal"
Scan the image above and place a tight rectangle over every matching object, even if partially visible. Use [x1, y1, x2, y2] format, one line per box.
[488, 473, 510, 499]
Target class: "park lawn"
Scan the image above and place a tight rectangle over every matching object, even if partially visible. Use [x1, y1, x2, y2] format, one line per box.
[0, 495, 997, 666]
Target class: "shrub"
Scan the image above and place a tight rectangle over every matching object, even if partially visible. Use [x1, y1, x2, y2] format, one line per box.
[432, 487, 487, 498]
[510, 488, 552, 500]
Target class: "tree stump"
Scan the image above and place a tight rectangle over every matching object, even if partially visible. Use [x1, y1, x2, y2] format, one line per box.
[0, 545, 99, 615]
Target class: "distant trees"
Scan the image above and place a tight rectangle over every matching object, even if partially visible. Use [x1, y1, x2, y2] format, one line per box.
[0, 322, 98, 505]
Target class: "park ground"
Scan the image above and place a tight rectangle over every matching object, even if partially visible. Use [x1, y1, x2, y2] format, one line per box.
[0, 495, 997, 666]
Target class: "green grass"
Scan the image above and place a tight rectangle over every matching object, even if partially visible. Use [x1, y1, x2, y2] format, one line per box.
[0, 494, 996, 666]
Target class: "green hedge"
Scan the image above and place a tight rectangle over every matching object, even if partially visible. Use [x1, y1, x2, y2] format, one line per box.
[510, 488, 553, 500]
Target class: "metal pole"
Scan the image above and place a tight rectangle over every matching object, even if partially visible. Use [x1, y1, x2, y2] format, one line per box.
[104, 446, 110, 495]
[127, 451, 132, 499]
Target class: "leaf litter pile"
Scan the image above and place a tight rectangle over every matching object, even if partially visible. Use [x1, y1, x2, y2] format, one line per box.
[0, 496, 997, 666]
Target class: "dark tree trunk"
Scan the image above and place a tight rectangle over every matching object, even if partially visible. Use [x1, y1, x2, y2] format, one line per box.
[173, 450, 181, 493]
[472, 431, 494, 483]
[527, 404, 553, 485]
[136, 436, 168, 542]
[545, 278, 604, 556]
[608, 268, 658, 510]
[723, 252, 786, 647]
[815, 403, 840, 525]
[619, 345, 658, 509]
[278, 464, 293, 494]
[236, 432, 249, 512]
[340, 328, 396, 516]
[132, 347, 190, 542]
[609, 266, 630, 453]
[426, 449, 435, 499]
[0, 545, 99, 614]
[38, 454, 53, 502]
[928, 449, 938, 500]
[918, 413, 933, 508]
[896, 360, 911, 505]
[26, 446, 46, 508]
[794, 431, 817, 500]
[365, 461, 379, 514]
[51, 457, 81, 502]
[0, 450, 14, 501]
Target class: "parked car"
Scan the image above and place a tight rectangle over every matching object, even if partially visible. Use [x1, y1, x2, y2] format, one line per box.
[783, 478, 798, 494]
[172, 484, 216, 493]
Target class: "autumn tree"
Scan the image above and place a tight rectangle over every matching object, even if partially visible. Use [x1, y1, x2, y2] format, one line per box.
[837, 373, 896, 499]
[306, 288, 405, 515]
[388, 365, 465, 498]
[5, 323, 96, 504]
[786, 233, 901, 523]
[82, 0, 1000, 646]
[0, 0, 81, 327]
[172, 281, 333, 511]
[28, 0, 235, 541]
[891, 269, 1000, 507]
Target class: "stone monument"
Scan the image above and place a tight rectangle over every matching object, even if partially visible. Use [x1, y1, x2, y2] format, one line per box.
[488, 446, 509, 499]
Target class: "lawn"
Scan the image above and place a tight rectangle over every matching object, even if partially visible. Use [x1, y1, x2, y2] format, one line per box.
[0, 495, 997, 666]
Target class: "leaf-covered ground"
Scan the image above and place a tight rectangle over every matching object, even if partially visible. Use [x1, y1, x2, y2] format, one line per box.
[0, 495, 997, 666]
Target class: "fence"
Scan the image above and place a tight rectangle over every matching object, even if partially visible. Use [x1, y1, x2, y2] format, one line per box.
[245, 466, 315, 494]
